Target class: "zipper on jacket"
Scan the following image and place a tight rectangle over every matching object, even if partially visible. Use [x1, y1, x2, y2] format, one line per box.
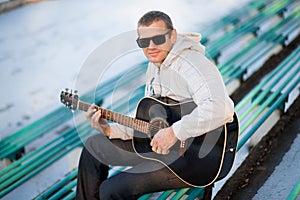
[157, 66, 162, 96]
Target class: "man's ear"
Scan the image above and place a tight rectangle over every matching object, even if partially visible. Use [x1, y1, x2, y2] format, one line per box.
[171, 29, 177, 44]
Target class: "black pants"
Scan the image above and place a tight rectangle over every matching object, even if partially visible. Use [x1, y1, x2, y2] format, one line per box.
[75, 133, 190, 200]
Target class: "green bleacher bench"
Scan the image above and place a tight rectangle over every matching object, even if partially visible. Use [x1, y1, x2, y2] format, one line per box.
[200, 0, 270, 44]
[206, 0, 298, 62]
[220, 5, 300, 94]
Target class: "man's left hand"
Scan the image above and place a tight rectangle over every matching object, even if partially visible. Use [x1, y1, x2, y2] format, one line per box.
[150, 127, 178, 154]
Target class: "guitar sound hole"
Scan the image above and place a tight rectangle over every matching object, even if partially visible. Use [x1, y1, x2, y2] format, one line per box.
[149, 118, 169, 139]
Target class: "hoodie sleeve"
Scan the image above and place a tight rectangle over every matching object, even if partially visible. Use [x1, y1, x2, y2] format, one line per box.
[108, 124, 133, 140]
[172, 53, 234, 141]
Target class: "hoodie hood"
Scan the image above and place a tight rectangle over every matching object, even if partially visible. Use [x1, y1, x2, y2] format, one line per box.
[161, 33, 206, 68]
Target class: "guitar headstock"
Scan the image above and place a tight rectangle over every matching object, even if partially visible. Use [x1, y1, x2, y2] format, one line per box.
[60, 88, 79, 111]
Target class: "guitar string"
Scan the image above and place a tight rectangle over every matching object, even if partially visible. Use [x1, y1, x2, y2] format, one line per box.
[102, 108, 166, 134]
[79, 101, 169, 134]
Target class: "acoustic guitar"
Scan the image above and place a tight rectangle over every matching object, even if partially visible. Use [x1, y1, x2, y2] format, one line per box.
[60, 89, 239, 187]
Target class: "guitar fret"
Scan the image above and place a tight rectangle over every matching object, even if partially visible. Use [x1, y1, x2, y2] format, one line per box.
[136, 119, 144, 133]
[128, 117, 131, 129]
[105, 110, 108, 119]
[112, 112, 116, 122]
[144, 122, 148, 133]
[138, 120, 142, 132]
[133, 119, 137, 130]
[125, 115, 128, 126]
[107, 110, 109, 119]
[121, 115, 125, 127]
[132, 119, 135, 129]
[124, 115, 129, 128]
[132, 118, 136, 130]
[102, 109, 106, 119]
[144, 122, 148, 134]
[108, 110, 113, 121]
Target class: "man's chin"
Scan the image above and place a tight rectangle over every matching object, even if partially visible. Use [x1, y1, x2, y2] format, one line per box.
[148, 57, 163, 64]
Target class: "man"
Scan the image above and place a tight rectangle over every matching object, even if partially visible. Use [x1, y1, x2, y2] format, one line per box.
[76, 11, 234, 199]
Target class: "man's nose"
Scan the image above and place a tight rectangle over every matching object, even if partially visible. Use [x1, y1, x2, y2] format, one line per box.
[148, 39, 157, 48]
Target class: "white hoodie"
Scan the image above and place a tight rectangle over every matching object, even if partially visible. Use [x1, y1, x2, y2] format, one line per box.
[109, 33, 235, 141]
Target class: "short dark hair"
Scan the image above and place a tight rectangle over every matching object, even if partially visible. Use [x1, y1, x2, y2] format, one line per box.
[138, 11, 173, 30]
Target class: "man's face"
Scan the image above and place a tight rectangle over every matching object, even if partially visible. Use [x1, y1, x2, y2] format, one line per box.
[137, 20, 176, 65]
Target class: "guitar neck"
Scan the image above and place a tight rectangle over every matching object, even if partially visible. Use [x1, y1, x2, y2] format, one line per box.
[77, 101, 150, 134]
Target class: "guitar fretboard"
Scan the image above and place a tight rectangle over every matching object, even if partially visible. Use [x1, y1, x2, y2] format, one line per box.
[78, 101, 150, 134]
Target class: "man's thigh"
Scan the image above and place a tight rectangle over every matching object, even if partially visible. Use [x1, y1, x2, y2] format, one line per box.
[84, 133, 144, 166]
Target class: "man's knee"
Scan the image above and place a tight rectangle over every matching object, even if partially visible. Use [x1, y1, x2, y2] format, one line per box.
[99, 180, 121, 199]
[84, 134, 107, 154]
[82, 134, 110, 165]
[99, 179, 139, 199]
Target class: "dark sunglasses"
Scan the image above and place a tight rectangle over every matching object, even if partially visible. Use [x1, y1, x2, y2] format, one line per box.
[136, 30, 172, 48]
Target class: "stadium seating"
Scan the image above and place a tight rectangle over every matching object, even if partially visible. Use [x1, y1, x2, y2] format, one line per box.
[0, 0, 299, 199]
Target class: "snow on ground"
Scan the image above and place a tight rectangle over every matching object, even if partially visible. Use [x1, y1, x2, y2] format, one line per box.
[0, 0, 252, 137]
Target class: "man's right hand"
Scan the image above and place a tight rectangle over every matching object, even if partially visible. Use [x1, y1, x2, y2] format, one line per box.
[86, 104, 110, 137]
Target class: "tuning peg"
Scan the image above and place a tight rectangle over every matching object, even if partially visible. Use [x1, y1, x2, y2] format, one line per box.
[65, 88, 69, 92]
[74, 90, 78, 94]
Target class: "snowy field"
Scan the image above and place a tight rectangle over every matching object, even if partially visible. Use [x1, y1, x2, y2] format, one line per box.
[0, 0, 253, 137]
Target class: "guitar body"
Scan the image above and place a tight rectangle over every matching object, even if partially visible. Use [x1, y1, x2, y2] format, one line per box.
[133, 96, 239, 187]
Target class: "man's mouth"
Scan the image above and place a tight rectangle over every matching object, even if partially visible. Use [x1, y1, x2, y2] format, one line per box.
[148, 50, 160, 57]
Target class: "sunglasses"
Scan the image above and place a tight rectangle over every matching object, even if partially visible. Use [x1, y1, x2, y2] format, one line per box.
[136, 30, 172, 48]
